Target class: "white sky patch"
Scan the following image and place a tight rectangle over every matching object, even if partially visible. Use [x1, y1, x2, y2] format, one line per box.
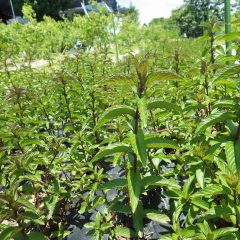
[117, 0, 184, 24]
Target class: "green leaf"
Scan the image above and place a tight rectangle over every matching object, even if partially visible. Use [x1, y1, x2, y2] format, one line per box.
[100, 178, 127, 190]
[200, 206, 233, 221]
[196, 111, 237, 134]
[138, 97, 147, 128]
[213, 100, 240, 110]
[103, 74, 137, 86]
[216, 32, 240, 42]
[214, 158, 233, 177]
[146, 70, 182, 86]
[17, 198, 37, 212]
[45, 195, 59, 220]
[213, 227, 238, 239]
[182, 175, 195, 197]
[226, 120, 238, 138]
[182, 227, 199, 239]
[145, 136, 179, 149]
[196, 169, 205, 189]
[191, 185, 225, 198]
[214, 65, 240, 81]
[197, 221, 211, 236]
[225, 141, 237, 173]
[133, 202, 143, 238]
[20, 139, 42, 148]
[143, 176, 180, 190]
[147, 101, 181, 113]
[94, 105, 135, 130]
[27, 231, 48, 240]
[110, 204, 131, 214]
[0, 227, 21, 240]
[159, 235, 172, 240]
[129, 130, 147, 167]
[183, 103, 205, 113]
[21, 211, 45, 225]
[127, 169, 142, 213]
[235, 140, 240, 171]
[92, 143, 131, 162]
[136, 58, 148, 82]
[191, 198, 209, 210]
[143, 209, 170, 224]
[114, 226, 137, 238]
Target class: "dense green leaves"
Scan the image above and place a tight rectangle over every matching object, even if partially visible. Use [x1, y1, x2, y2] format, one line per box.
[1, 10, 240, 240]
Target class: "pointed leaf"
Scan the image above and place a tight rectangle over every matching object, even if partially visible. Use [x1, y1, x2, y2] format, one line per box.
[191, 198, 209, 210]
[196, 169, 205, 189]
[133, 202, 143, 238]
[213, 227, 238, 239]
[94, 106, 135, 130]
[214, 65, 240, 81]
[45, 195, 59, 220]
[138, 97, 147, 128]
[235, 140, 240, 171]
[192, 185, 225, 198]
[183, 175, 195, 197]
[129, 130, 147, 167]
[20, 139, 42, 148]
[27, 231, 48, 240]
[225, 141, 237, 173]
[92, 144, 131, 162]
[100, 178, 127, 190]
[196, 111, 237, 134]
[110, 204, 131, 214]
[127, 169, 142, 213]
[114, 226, 137, 238]
[213, 100, 240, 110]
[200, 206, 233, 221]
[21, 211, 45, 225]
[146, 70, 182, 86]
[104, 74, 137, 86]
[143, 176, 180, 190]
[145, 136, 179, 149]
[144, 209, 170, 224]
[0, 227, 21, 240]
[216, 32, 240, 42]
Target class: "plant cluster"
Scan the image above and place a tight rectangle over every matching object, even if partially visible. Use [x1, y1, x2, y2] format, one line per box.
[0, 12, 240, 240]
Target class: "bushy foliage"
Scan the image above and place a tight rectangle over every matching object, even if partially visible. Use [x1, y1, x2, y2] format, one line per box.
[0, 11, 240, 240]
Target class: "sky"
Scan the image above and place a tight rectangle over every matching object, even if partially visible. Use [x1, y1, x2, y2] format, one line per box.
[117, 0, 184, 24]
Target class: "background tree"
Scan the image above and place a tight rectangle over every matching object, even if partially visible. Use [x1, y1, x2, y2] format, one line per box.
[13, 0, 70, 20]
[170, 0, 224, 38]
